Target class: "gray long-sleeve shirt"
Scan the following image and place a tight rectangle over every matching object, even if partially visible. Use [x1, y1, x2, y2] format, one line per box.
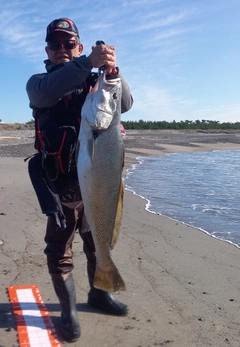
[26, 55, 133, 113]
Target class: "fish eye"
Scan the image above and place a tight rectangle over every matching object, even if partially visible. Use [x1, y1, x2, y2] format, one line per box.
[113, 93, 117, 99]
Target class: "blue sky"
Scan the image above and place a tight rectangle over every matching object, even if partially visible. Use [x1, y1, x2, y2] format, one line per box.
[1, 0, 240, 124]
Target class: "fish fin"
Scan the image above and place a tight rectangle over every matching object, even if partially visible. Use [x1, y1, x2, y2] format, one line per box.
[94, 263, 126, 292]
[110, 180, 124, 250]
[87, 137, 95, 160]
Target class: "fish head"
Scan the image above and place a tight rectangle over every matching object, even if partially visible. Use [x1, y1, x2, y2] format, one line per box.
[94, 83, 121, 129]
[81, 73, 122, 131]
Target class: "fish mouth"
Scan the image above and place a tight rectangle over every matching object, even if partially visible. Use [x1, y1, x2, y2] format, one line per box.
[92, 130, 100, 139]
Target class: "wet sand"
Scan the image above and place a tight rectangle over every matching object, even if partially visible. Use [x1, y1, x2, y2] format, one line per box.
[1, 130, 240, 347]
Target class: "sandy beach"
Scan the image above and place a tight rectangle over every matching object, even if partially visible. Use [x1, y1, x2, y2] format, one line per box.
[1, 130, 240, 347]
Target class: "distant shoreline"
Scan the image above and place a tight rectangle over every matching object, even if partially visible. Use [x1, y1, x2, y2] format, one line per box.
[1, 129, 240, 159]
[122, 129, 240, 169]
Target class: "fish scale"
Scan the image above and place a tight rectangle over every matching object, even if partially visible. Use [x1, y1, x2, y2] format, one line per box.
[77, 71, 126, 292]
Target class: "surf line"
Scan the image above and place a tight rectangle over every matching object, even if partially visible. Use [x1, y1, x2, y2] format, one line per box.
[8, 285, 61, 347]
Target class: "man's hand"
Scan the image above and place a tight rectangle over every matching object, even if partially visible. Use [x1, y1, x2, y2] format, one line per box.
[88, 44, 116, 74]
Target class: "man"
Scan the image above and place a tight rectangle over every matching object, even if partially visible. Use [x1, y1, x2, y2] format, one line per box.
[26, 18, 133, 342]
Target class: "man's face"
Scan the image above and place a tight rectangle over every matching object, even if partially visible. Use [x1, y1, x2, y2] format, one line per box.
[45, 32, 83, 64]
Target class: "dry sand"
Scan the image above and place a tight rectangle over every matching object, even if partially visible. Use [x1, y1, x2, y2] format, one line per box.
[1, 130, 240, 347]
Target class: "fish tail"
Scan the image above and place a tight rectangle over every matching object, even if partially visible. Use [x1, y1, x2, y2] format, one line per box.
[93, 264, 126, 292]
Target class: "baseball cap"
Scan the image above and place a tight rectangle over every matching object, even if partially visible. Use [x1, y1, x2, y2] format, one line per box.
[45, 18, 79, 41]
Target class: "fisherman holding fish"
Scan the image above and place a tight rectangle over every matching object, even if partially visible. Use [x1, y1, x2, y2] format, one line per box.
[26, 18, 133, 342]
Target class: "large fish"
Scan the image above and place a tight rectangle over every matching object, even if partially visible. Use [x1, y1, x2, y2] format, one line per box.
[77, 71, 126, 292]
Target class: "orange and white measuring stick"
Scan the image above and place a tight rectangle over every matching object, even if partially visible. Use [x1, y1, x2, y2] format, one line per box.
[8, 285, 62, 347]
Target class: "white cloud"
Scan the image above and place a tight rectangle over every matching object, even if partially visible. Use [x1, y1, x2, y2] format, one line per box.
[122, 81, 193, 122]
[127, 11, 194, 33]
[193, 106, 240, 123]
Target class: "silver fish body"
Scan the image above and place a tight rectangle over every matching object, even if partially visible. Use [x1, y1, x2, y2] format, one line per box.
[77, 72, 126, 292]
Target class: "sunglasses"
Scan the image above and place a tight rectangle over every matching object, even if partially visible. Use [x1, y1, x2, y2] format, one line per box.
[47, 39, 79, 50]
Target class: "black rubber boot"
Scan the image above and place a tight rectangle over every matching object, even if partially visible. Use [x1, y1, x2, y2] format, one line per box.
[81, 231, 128, 316]
[88, 288, 128, 316]
[52, 274, 81, 342]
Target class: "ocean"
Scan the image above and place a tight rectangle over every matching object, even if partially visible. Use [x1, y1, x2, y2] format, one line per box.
[124, 150, 240, 249]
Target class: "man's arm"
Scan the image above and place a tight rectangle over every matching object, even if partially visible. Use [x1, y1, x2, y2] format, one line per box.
[119, 72, 133, 113]
[26, 56, 93, 109]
